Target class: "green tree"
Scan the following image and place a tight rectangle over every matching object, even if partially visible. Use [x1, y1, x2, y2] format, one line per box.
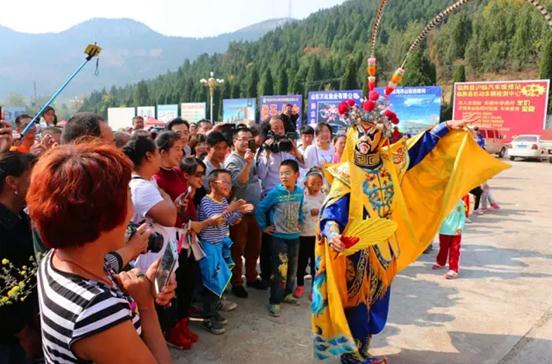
[305, 57, 322, 95]
[246, 67, 259, 98]
[443, 64, 466, 120]
[401, 51, 436, 86]
[259, 69, 274, 96]
[340, 57, 357, 90]
[276, 67, 288, 95]
[133, 81, 150, 106]
[511, 8, 532, 70]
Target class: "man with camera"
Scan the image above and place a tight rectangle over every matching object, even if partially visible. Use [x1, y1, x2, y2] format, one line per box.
[257, 116, 304, 195]
[224, 126, 265, 297]
[256, 116, 304, 285]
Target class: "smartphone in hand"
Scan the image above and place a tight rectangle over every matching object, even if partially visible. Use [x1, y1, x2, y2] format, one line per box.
[154, 240, 178, 295]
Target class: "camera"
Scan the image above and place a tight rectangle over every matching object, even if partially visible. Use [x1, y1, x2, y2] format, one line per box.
[264, 131, 298, 153]
[126, 222, 164, 253]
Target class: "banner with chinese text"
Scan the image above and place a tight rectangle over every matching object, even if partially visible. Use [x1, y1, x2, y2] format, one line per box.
[259, 95, 302, 128]
[452, 80, 550, 142]
[307, 90, 362, 131]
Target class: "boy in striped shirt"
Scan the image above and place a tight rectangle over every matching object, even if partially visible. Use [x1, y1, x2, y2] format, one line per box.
[198, 169, 252, 334]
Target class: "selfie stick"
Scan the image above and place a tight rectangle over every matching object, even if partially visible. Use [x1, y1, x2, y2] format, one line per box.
[20, 43, 102, 137]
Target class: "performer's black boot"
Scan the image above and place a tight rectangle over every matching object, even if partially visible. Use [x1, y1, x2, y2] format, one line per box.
[340, 336, 388, 364]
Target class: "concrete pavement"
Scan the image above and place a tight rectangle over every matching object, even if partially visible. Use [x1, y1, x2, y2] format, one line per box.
[172, 160, 552, 364]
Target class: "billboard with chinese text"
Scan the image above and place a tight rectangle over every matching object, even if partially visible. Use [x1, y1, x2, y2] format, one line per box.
[307, 90, 362, 131]
[453, 80, 550, 142]
[259, 95, 302, 128]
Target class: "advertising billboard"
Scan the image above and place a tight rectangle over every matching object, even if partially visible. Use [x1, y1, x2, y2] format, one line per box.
[453, 80, 550, 142]
[259, 95, 302, 128]
[136, 106, 155, 119]
[181, 102, 206, 123]
[222, 98, 256, 124]
[376, 86, 442, 135]
[107, 107, 136, 130]
[307, 90, 362, 132]
[157, 104, 179, 123]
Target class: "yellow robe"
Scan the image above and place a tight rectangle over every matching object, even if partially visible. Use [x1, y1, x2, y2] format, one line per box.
[312, 129, 509, 359]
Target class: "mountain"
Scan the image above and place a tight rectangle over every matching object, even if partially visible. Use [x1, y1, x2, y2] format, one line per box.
[0, 17, 292, 99]
[79, 0, 552, 119]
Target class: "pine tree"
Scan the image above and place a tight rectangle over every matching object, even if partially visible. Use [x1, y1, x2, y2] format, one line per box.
[247, 67, 259, 98]
[512, 8, 532, 70]
[133, 81, 149, 106]
[276, 67, 288, 95]
[259, 69, 274, 96]
[401, 51, 435, 87]
[444, 64, 466, 120]
[231, 82, 241, 99]
[340, 57, 357, 90]
[305, 57, 322, 95]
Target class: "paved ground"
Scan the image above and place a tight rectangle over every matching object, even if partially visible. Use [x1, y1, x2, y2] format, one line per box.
[172, 160, 552, 364]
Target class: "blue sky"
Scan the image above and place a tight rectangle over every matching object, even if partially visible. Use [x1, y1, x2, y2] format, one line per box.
[0, 0, 347, 37]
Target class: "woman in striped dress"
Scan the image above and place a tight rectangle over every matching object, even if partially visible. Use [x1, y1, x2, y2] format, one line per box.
[27, 142, 175, 364]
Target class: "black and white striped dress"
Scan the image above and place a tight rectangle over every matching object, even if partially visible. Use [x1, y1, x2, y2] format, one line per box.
[37, 250, 141, 363]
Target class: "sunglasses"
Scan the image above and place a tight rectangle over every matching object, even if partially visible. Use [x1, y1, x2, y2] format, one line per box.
[194, 171, 205, 177]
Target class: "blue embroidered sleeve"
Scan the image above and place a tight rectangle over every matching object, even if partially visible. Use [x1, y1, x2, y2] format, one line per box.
[407, 122, 449, 171]
[320, 194, 350, 239]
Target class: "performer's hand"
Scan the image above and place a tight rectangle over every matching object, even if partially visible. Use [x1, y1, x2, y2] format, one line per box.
[264, 226, 275, 235]
[445, 114, 479, 130]
[329, 234, 344, 252]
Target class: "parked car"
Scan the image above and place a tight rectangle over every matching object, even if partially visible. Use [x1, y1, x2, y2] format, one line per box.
[478, 128, 507, 158]
[508, 134, 552, 162]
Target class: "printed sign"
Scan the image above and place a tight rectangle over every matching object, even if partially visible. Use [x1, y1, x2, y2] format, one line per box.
[453, 80, 550, 142]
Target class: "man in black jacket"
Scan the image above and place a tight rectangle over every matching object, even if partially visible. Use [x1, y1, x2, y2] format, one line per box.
[280, 104, 299, 133]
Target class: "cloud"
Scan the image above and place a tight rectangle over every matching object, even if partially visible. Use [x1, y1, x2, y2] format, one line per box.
[403, 98, 429, 107]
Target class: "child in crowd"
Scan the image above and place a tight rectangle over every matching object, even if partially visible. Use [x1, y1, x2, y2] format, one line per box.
[295, 168, 326, 299]
[433, 199, 466, 279]
[256, 160, 305, 317]
[198, 169, 252, 334]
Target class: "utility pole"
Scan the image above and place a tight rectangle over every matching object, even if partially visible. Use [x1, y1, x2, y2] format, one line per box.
[288, 0, 292, 18]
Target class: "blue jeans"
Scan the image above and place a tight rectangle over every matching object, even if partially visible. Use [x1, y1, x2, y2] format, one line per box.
[269, 237, 299, 304]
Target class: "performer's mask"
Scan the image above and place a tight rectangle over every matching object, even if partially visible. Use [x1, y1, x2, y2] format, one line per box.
[353, 121, 384, 168]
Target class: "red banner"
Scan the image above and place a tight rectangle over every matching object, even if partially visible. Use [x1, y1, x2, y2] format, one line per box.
[452, 80, 550, 142]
